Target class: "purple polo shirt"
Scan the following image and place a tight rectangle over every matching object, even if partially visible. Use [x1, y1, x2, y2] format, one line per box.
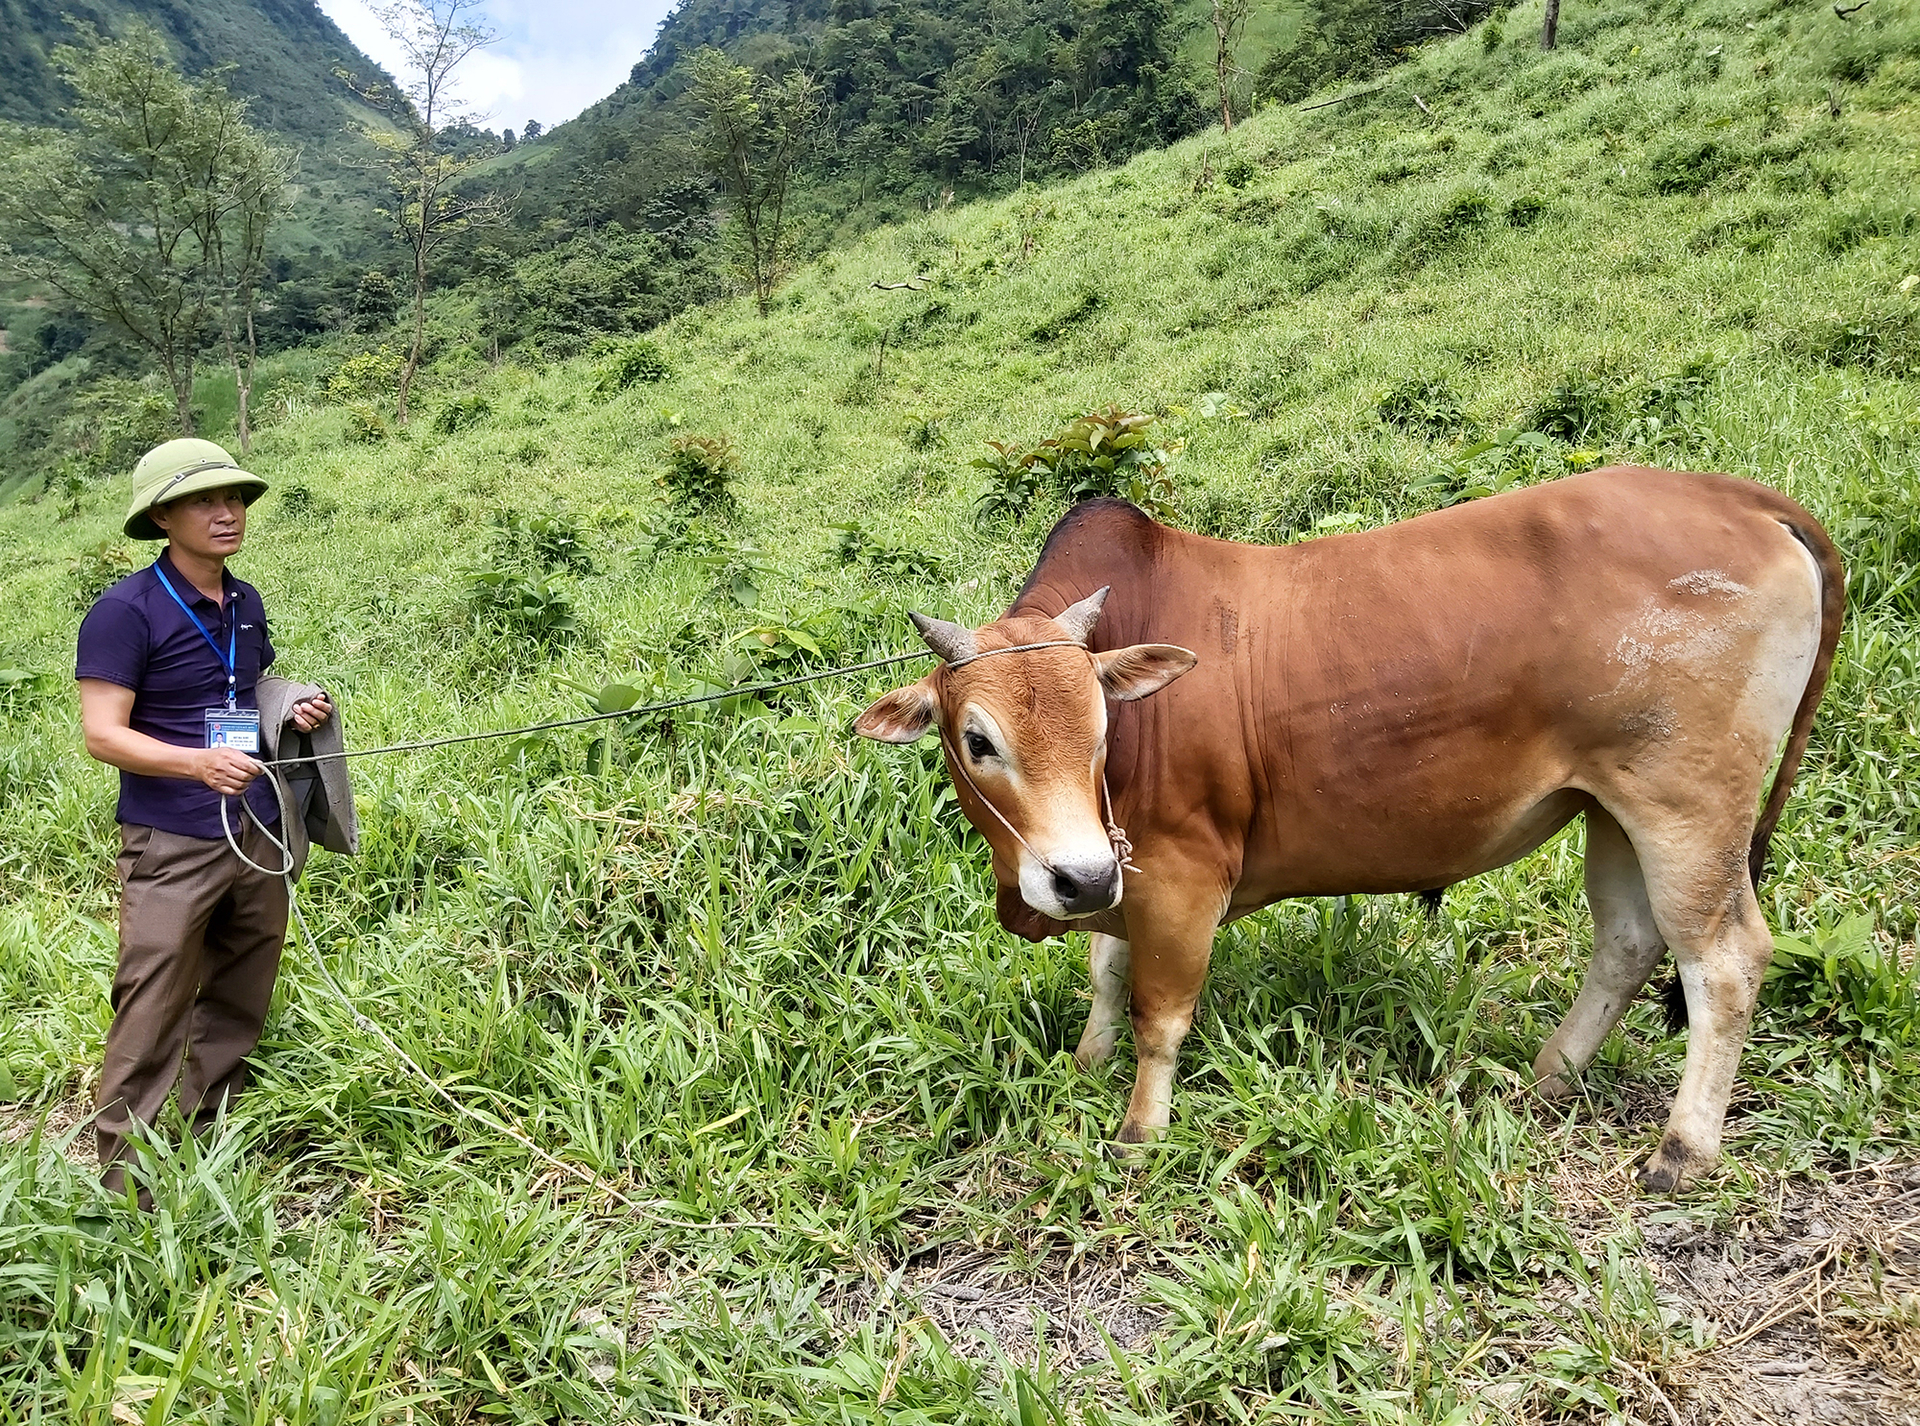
[75, 549, 279, 839]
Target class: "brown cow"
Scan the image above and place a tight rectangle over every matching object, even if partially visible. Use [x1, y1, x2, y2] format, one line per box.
[855, 467, 1843, 1191]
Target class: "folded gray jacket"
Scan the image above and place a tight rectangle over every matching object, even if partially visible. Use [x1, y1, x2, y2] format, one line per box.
[257, 676, 360, 880]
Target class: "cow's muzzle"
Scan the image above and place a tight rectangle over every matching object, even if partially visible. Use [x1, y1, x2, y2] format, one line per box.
[1039, 855, 1122, 917]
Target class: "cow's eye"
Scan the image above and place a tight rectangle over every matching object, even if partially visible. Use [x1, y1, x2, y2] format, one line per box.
[964, 732, 995, 762]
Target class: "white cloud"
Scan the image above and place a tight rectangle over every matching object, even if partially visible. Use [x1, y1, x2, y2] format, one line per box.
[317, 0, 673, 131]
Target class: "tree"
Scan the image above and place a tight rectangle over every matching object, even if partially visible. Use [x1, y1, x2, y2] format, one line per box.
[0, 25, 289, 439]
[688, 49, 820, 318]
[203, 119, 287, 454]
[1542, 0, 1562, 49]
[341, 1, 510, 425]
[1210, 0, 1251, 132]
[523, 120, 543, 141]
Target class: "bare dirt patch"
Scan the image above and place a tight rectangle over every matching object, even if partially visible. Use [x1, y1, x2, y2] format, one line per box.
[1628, 1161, 1920, 1425]
[604, 1158, 1919, 1420]
[0, 1094, 97, 1167]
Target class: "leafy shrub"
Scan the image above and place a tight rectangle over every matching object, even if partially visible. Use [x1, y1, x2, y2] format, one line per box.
[1761, 915, 1917, 1057]
[469, 569, 580, 646]
[694, 541, 772, 609]
[277, 481, 337, 523]
[1526, 376, 1616, 441]
[492, 229, 684, 354]
[593, 339, 671, 397]
[69, 542, 134, 609]
[50, 377, 178, 485]
[492, 508, 593, 574]
[722, 596, 886, 683]
[1222, 156, 1258, 189]
[1504, 193, 1548, 227]
[830, 522, 943, 582]
[900, 414, 945, 451]
[344, 404, 389, 443]
[972, 407, 1176, 526]
[351, 269, 400, 331]
[325, 347, 402, 406]
[1376, 376, 1466, 435]
[432, 394, 493, 434]
[551, 676, 657, 775]
[971, 441, 1049, 527]
[1623, 358, 1718, 449]
[632, 505, 729, 563]
[662, 435, 738, 511]
[1407, 428, 1596, 506]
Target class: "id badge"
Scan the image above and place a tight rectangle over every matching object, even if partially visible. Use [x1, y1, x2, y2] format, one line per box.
[205, 707, 261, 753]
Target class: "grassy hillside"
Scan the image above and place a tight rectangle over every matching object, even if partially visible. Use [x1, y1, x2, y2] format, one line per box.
[3, 0, 1919, 1418]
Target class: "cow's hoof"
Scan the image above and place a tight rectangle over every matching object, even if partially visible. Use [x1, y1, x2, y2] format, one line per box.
[1105, 1120, 1162, 1160]
[1533, 1072, 1577, 1104]
[1073, 1039, 1115, 1072]
[1635, 1136, 1695, 1195]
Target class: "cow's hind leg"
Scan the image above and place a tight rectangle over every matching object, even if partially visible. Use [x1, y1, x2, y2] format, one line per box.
[1626, 821, 1776, 1193]
[1074, 934, 1131, 1070]
[1534, 805, 1668, 1099]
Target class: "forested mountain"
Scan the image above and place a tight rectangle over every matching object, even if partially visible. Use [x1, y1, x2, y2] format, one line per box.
[0, 0, 398, 238]
[0, 1, 406, 436]
[0, 0, 1505, 487]
[494, 0, 1497, 241]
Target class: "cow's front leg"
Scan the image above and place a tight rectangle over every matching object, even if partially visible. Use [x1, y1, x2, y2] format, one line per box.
[1074, 934, 1131, 1069]
[1116, 895, 1222, 1145]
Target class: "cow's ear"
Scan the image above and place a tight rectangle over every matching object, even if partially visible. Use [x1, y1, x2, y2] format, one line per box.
[853, 677, 939, 742]
[1093, 644, 1197, 702]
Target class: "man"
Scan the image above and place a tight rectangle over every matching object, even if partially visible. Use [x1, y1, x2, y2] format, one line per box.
[75, 437, 331, 1197]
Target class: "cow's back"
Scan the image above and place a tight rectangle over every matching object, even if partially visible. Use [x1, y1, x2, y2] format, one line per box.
[1013, 469, 1828, 902]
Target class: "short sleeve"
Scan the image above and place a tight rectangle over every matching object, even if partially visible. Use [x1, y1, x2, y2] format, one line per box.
[253, 588, 276, 671]
[75, 596, 151, 690]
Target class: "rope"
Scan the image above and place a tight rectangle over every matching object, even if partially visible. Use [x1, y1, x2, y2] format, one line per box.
[261, 649, 936, 769]
[224, 769, 789, 1229]
[209, 631, 1132, 1225]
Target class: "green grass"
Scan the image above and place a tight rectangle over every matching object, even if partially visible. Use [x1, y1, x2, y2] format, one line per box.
[3, 0, 1919, 1418]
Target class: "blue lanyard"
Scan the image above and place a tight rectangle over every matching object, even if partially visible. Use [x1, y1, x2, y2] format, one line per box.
[152, 563, 238, 709]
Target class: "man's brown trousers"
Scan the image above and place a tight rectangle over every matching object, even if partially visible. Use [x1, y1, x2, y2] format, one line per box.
[96, 819, 289, 1185]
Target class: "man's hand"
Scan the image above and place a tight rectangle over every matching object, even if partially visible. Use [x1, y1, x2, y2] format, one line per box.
[290, 692, 333, 732]
[194, 746, 264, 795]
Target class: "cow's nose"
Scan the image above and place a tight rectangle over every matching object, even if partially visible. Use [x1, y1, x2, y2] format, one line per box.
[1051, 859, 1120, 914]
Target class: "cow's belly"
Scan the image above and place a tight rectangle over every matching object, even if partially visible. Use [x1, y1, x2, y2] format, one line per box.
[1231, 767, 1588, 910]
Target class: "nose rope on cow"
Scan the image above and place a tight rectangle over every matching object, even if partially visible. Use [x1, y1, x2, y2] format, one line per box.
[933, 639, 1142, 877]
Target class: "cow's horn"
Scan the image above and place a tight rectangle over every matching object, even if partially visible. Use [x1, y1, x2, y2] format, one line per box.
[1054, 586, 1110, 645]
[909, 610, 979, 663]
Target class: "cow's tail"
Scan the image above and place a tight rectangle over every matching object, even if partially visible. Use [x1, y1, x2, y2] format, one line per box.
[1747, 517, 1845, 891]
[1666, 514, 1844, 1033]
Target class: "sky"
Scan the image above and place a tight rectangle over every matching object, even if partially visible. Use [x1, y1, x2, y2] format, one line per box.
[317, 0, 676, 133]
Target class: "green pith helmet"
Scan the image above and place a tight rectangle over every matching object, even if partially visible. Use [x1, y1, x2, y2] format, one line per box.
[123, 438, 269, 540]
